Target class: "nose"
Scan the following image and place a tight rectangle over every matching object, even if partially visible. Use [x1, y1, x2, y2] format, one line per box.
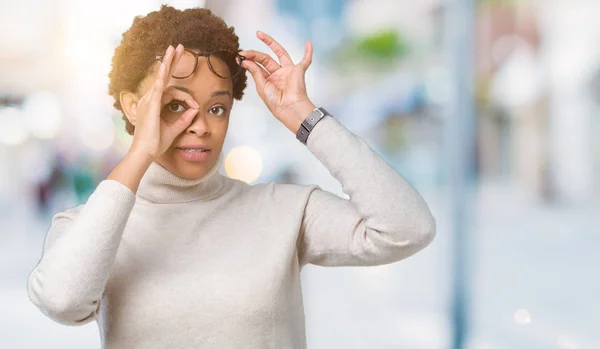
[186, 113, 210, 136]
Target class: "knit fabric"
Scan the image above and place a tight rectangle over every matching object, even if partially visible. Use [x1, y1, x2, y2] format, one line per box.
[28, 115, 436, 348]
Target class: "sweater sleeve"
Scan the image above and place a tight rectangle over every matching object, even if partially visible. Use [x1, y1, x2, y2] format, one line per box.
[27, 179, 136, 325]
[296, 115, 436, 268]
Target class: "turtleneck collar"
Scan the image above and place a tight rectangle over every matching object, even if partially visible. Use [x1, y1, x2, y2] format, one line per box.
[136, 152, 225, 204]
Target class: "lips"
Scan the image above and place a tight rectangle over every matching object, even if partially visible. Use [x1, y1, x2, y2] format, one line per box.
[176, 146, 211, 150]
[176, 147, 211, 162]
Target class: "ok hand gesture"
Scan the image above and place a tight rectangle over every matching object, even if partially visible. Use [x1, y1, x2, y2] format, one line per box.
[128, 44, 200, 160]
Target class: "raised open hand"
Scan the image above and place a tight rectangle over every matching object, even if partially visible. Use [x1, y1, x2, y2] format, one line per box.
[239, 31, 316, 134]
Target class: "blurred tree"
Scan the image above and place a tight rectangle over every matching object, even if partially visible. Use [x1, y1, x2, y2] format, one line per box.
[355, 30, 409, 61]
[332, 29, 410, 72]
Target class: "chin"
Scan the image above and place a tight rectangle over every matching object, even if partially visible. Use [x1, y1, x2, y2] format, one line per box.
[158, 155, 214, 180]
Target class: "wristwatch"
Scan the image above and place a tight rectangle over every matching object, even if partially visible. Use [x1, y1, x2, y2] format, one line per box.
[296, 107, 330, 145]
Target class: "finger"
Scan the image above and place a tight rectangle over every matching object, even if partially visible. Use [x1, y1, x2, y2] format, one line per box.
[150, 47, 172, 100]
[167, 108, 199, 135]
[161, 88, 200, 109]
[298, 40, 313, 71]
[256, 31, 293, 66]
[241, 60, 269, 88]
[163, 44, 185, 89]
[150, 46, 188, 109]
[238, 50, 281, 74]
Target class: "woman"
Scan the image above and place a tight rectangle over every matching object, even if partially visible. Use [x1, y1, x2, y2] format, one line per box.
[27, 5, 436, 349]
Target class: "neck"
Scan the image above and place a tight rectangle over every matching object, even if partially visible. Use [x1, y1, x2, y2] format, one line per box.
[136, 152, 224, 204]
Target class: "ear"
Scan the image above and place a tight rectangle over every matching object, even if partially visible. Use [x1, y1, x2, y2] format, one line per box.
[119, 90, 139, 126]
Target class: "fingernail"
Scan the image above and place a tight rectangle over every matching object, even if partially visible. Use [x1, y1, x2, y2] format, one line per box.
[167, 45, 174, 54]
[176, 43, 183, 51]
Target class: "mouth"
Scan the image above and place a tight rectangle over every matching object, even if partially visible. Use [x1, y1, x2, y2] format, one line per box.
[176, 147, 211, 153]
[175, 146, 212, 162]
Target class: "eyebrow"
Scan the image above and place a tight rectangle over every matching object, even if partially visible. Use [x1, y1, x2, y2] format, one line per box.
[170, 85, 231, 99]
[211, 90, 232, 98]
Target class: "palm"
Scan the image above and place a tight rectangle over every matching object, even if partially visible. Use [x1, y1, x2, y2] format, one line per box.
[239, 31, 314, 124]
[263, 66, 306, 110]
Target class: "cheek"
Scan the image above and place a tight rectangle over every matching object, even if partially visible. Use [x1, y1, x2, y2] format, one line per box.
[208, 123, 228, 148]
[216, 119, 230, 137]
[161, 110, 182, 123]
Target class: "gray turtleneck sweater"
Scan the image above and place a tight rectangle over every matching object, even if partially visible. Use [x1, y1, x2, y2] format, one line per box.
[27, 115, 436, 349]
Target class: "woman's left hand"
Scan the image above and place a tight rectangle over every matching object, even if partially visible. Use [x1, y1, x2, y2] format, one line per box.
[239, 31, 317, 135]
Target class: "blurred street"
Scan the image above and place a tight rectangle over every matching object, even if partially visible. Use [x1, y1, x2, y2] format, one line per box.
[2, 180, 599, 348]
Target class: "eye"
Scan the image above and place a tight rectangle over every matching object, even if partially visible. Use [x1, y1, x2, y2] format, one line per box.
[165, 100, 188, 113]
[209, 106, 228, 116]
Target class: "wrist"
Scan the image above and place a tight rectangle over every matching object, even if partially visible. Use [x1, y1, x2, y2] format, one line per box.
[295, 106, 330, 145]
[108, 149, 154, 194]
[288, 100, 317, 134]
[127, 148, 155, 166]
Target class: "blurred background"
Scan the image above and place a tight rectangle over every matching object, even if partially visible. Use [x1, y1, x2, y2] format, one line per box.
[1, 0, 599, 348]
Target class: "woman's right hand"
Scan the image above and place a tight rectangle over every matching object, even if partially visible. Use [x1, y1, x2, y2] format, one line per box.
[129, 44, 200, 161]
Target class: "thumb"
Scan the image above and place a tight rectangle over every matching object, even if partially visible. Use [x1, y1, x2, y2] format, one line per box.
[168, 108, 198, 136]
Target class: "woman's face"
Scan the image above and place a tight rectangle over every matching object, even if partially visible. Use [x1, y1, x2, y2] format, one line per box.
[135, 50, 234, 180]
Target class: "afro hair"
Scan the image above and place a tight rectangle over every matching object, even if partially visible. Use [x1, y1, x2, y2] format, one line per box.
[108, 5, 248, 135]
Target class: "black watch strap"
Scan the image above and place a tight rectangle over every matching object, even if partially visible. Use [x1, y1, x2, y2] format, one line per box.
[296, 107, 330, 145]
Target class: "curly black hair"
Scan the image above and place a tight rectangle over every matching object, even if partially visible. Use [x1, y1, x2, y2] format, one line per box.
[108, 5, 248, 135]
